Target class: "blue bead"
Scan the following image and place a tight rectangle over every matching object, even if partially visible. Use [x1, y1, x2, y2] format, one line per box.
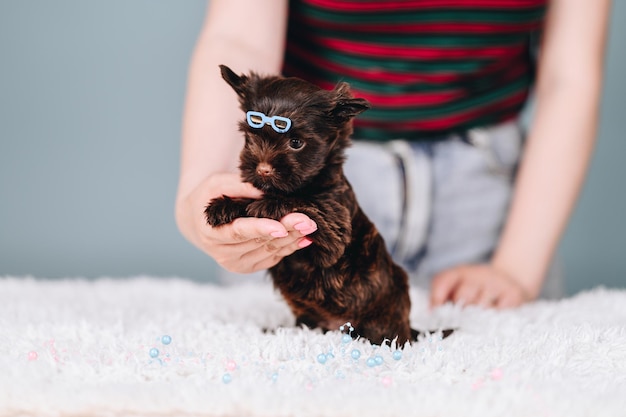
[341, 334, 352, 344]
[222, 373, 232, 384]
[317, 354, 327, 364]
[149, 348, 159, 358]
[351, 349, 361, 360]
[366, 358, 377, 367]
[161, 335, 172, 345]
[374, 355, 383, 365]
[393, 350, 402, 361]
[271, 373, 278, 382]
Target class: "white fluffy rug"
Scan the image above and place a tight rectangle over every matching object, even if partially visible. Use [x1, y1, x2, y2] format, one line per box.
[2, 277, 626, 417]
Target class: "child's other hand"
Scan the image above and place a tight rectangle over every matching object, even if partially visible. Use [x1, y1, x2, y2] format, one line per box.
[429, 264, 533, 309]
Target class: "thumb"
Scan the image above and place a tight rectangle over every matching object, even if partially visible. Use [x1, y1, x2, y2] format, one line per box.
[207, 173, 263, 200]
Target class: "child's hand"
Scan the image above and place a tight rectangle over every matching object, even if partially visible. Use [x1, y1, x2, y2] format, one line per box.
[430, 264, 532, 309]
[176, 172, 317, 273]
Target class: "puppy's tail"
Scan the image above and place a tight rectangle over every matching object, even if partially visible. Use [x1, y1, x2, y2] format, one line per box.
[411, 328, 455, 341]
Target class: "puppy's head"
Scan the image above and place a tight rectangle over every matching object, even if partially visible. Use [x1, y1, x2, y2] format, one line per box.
[220, 65, 369, 194]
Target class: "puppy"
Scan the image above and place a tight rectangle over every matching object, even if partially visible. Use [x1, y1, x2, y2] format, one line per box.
[205, 65, 413, 345]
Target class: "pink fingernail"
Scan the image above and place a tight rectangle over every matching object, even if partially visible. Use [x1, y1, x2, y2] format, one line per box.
[298, 237, 313, 248]
[294, 222, 317, 235]
[293, 222, 309, 230]
[270, 230, 288, 238]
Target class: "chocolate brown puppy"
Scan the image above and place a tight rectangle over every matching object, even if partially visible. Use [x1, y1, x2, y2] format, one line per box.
[205, 65, 413, 345]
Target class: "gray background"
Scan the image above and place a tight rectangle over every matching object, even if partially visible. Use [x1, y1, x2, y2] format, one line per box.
[1, 1, 624, 295]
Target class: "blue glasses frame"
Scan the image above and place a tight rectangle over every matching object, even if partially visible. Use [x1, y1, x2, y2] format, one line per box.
[246, 111, 292, 133]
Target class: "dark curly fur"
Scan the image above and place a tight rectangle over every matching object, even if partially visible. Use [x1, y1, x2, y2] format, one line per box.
[205, 65, 413, 345]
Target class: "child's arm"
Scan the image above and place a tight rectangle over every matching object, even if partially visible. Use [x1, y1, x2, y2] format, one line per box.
[175, 0, 316, 273]
[431, 0, 611, 308]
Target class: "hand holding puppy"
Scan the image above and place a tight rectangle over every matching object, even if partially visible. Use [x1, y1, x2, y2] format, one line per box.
[175, 172, 317, 273]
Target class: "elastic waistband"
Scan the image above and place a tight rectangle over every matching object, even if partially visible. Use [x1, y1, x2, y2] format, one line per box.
[355, 119, 521, 144]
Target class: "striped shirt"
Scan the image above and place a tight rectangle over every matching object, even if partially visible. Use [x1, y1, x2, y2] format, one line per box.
[282, 0, 547, 141]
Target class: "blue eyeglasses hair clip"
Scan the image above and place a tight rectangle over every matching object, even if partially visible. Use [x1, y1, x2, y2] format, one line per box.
[246, 111, 292, 133]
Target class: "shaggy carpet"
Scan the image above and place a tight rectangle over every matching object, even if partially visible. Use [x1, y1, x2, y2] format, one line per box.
[1, 277, 625, 417]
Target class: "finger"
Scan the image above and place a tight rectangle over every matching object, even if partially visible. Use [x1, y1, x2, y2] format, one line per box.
[275, 235, 314, 254]
[250, 241, 304, 271]
[216, 219, 315, 273]
[220, 226, 309, 271]
[253, 233, 313, 265]
[451, 281, 481, 307]
[242, 235, 313, 272]
[430, 269, 462, 308]
[207, 173, 263, 199]
[215, 239, 287, 273]
[211, 212, 317, 273]
[280, 212, 318, 235]
[495, 291, 524, 309]
[211, 217, 288, 244]
[476, 288, 500, 309]
[260, 230, 314, 261]
[214, 212, 314, 249]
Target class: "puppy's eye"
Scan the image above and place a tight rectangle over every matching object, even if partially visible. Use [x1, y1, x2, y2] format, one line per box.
[250, 114, 263, 124]
[275, 119, 288, 130]
[289, 138, 304, 150]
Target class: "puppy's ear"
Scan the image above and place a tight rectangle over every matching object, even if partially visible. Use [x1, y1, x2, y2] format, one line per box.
[331, 82, 370, 120]
[220, 65, 248, 98]
[333, 98, 370, 120]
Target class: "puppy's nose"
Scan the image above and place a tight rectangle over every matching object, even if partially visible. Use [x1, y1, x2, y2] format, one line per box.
[256, 162, 274, 177]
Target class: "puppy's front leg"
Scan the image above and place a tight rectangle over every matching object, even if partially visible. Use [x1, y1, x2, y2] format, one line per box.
[246, 198, 291, 221]
[246, 198, 351, 268]
[205, 196, 256, 226]
[292, 200, 352, 268]
[304, 215, 351, 267]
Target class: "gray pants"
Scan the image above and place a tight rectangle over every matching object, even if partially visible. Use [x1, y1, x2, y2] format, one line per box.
[220, 120, 563, 299]
[344, 119, 563, 298]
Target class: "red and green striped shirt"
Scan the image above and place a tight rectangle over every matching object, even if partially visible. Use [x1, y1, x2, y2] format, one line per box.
[282, 0, 547, 140]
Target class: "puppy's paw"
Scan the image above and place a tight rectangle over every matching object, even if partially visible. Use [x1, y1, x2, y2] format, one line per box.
[246, 198, 291, 220]
[204, 196, 252, 226]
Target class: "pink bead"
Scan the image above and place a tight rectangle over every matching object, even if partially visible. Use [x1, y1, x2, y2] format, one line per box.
[381, 376, 393, 387]
[471, 378, 484, 391]
[27, 351, 38, 361]
[491, 368, 503, 381]
[226, 360, 237, 371]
